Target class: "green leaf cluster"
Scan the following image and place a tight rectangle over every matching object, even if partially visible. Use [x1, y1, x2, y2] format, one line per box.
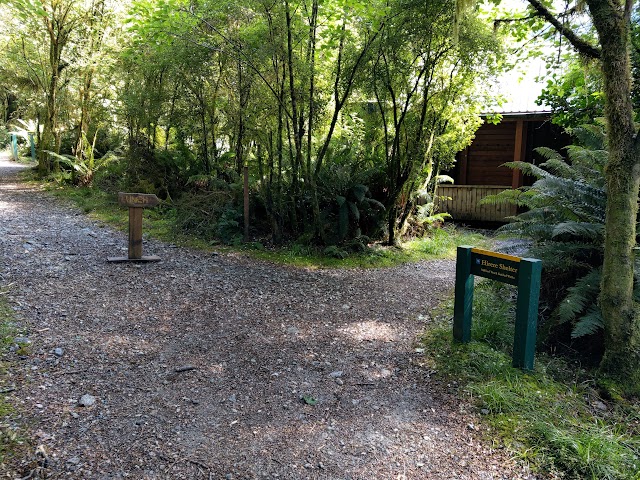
[484, 124, 636, 343]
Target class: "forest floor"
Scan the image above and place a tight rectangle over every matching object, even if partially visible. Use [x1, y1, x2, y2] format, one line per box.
[0, 153, 537, 479]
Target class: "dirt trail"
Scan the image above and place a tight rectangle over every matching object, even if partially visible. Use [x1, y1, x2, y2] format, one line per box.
[0, 154, 532, 479]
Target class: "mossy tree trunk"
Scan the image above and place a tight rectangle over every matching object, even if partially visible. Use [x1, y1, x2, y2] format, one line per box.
[38, 1, 75, 175]
[526, 0, 640, 384]
[586, 0, 640, 383]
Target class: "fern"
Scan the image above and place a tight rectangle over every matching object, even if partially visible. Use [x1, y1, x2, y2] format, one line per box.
[501, 161, 551, 179]
[572, 306, 605, 339]
[482, 188, 533, 208]
[556, 269, 601, 326]
[551, 222, 604, 242]
[317, 165, 385, 246]
[493, 124, 621, 344]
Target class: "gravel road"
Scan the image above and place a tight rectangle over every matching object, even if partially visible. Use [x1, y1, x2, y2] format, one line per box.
[0, 154, 535, 479]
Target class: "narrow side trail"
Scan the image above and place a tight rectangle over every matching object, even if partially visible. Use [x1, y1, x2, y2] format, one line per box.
[0, 155, 532, 479]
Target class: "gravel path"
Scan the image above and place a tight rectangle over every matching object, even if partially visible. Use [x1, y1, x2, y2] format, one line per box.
[0, 154, 532, 479]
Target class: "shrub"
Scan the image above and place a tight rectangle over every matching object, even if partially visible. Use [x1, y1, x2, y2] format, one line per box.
[483, 124, 634, 351]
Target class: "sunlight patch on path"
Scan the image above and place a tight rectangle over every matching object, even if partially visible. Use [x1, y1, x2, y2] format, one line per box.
[338, 320, 401, 343]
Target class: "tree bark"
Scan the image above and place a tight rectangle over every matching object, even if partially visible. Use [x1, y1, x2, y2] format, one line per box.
[585, 0, 640, 383]
[40, 4, 71, 174]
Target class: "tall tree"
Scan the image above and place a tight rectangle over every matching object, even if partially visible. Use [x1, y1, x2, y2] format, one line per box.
[9, 0, 78, 172]
[516, 0, 640, 384]
[372, 0, 501, 244]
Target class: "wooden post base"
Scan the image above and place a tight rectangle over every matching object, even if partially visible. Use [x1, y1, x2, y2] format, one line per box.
[107, 255, 161, 263]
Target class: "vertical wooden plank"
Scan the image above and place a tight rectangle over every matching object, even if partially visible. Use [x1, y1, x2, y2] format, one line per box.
[460, 148, 469, 185]
[512, 119, 525, 189]
[129, 207, 143, 259]
[465, 187, 469, 218]
[471, 187, 475, 219]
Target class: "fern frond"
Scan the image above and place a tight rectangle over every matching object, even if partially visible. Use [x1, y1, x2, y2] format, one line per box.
[556, 269, 601, 326]
[351, 184, 368, 202]
[530, 242, 601, 271]
[365, 198, 385, 210]
[571, 306, 604, 338]
[501, 161, 550, 179]
[481, 188, 536, 207]
[570, 124, 606, 151]
[551, 222, 604, 242]
[534, 146, 565, 163]
[565, 145, 607, 172]
[538, 158, 575, 179]
[533, 176, 605, 223]
[348, 201, 360, 221]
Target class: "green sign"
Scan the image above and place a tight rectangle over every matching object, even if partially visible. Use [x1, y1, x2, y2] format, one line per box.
[453, 246, 542, 370]
[470, 248, 520, 285]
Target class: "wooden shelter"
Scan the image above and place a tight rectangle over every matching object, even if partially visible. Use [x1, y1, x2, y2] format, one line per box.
[438, 112, 568, 223]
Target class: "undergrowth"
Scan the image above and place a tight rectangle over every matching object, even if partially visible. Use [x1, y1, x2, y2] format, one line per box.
[34, 173, 492, 268]
[0, 292, 27, 474]
[422, 282, 640, 479]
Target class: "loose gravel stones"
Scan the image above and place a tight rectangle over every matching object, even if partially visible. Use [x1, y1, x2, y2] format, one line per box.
[0, 155, 537, 479]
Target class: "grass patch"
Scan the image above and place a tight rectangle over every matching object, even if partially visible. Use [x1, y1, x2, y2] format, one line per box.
[422, 282, 640, 479]
[405, 226, 491, 257]
[0, 291, 28, 474]
[38, 178, 492, 268]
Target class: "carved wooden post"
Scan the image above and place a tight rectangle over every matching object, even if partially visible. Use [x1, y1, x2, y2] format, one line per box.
[107, 192, 161, 263]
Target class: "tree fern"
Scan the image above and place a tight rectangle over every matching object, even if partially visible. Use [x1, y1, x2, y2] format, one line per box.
[493, 124, 619, 343]
[551, 222, 604, 242]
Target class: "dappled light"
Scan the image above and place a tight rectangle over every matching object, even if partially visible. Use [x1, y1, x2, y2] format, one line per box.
[0, 200, 15, 211]
[4, 0, 639, 473]
[338, 321, 401, 343]
[98, 334, 156, 355]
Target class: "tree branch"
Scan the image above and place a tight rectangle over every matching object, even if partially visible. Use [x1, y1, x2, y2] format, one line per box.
[526, 0, 601, 59]
[493, 13, 538, 29]
[624, 0, 633, 25]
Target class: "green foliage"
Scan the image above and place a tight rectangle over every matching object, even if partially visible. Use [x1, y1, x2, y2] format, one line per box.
[407, 225, 489, 257]
[2, 0, 508, 247]
[537, 59, 605, 128]
[483, 125, 610, 343]
[422, 286, 640, 479]
[316, 163, 386, 245]
[173, 178, 242, 244]
[0, 293, 28, 472]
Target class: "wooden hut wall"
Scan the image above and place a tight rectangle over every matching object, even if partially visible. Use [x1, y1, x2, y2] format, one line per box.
[459, 121, 517, 186]
[437, 185, 517, 222]
[440, 116, 567, 223]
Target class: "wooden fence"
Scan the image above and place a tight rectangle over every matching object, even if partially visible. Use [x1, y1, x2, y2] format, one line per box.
[437, 185, 517, 223]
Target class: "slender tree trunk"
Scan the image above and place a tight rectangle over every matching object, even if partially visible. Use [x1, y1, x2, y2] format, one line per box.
[200, 104, 210, 173]
[40, 31, 62, 174]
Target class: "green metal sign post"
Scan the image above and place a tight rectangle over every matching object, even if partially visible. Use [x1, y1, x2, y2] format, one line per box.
[11, 134, 18, 161]
[453, 246, 542, 370]
[29, 133, 36, 162]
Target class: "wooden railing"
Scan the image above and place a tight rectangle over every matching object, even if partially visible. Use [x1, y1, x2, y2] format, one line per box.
[437, 185, 517, 222]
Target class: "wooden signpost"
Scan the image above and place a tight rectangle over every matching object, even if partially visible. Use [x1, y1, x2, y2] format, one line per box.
[107, 192, 161, 263]
[453, 246, 542, 370]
